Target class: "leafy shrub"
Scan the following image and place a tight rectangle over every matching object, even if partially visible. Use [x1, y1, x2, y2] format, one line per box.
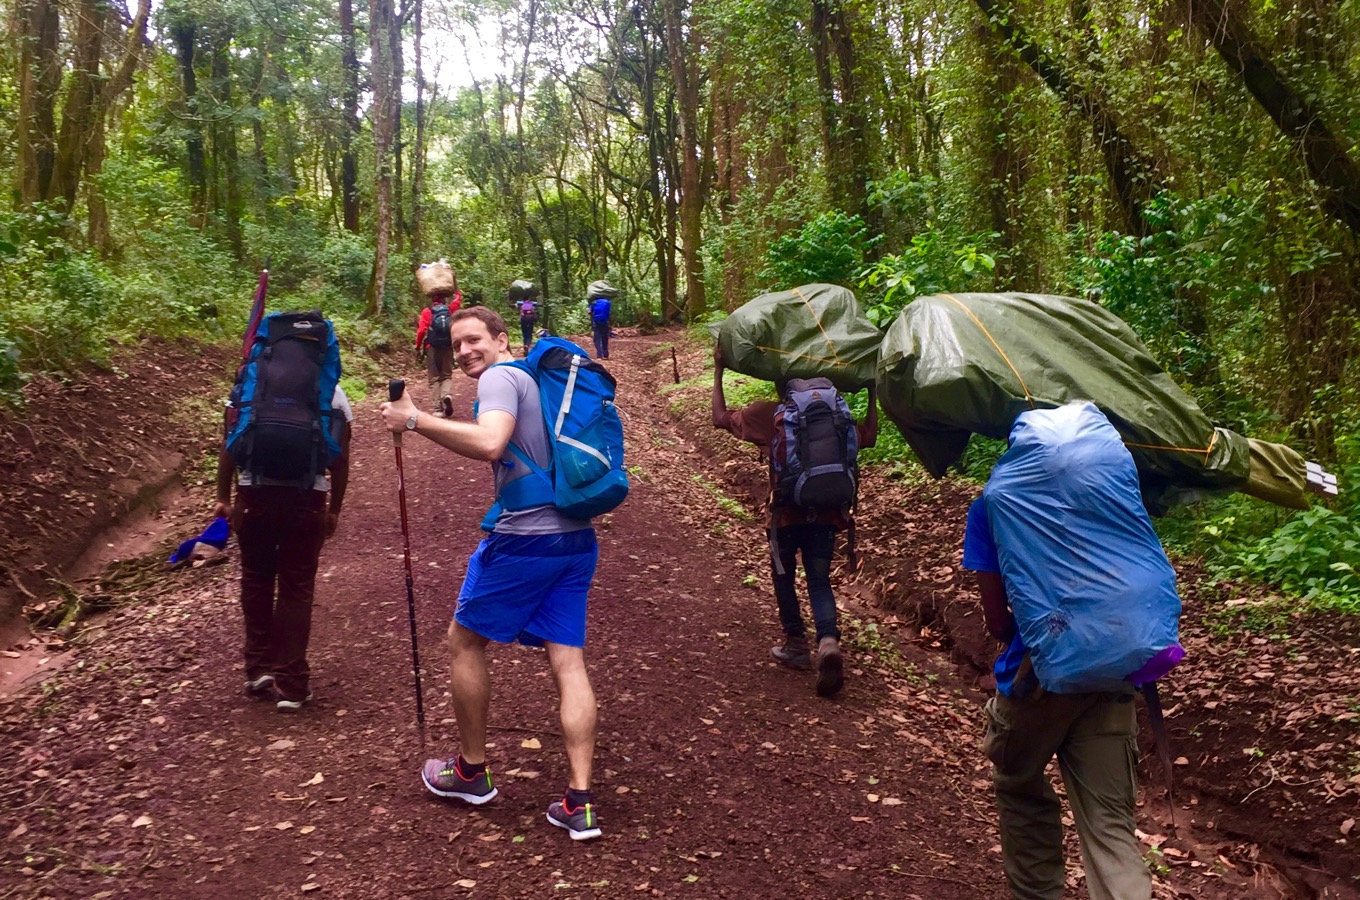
[856, 230, 998, 326]
[760, 211, 875, 288]
[1216, 505, 1360, 614]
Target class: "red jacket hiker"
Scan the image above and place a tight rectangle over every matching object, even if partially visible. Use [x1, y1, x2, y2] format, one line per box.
[415, 291, 463, 350]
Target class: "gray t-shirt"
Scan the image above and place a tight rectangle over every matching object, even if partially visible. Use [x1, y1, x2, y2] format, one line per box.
[477, 366, 591, 535]
[237, 387, 353, 492]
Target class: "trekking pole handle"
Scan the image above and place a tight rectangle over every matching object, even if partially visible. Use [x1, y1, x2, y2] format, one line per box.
[388, 379, 406, 402]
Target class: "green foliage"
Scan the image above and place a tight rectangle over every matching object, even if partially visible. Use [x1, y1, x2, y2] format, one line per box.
[691, 473, 755, 520]
[1215, 506, 1360, 614]
[1157, 438, 1360, 618]
[857, 230, 999, 326]
[759, 211, 875, 288]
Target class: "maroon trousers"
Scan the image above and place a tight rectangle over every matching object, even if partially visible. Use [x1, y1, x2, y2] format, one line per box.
[236, 486, 327, 701]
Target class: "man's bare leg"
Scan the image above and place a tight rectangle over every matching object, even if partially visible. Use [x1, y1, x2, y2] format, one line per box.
[544, 642, 596, 790]
[448, 621, 492, 764]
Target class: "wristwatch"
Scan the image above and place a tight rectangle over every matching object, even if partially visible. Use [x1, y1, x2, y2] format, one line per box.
[404, 411, 420, 431]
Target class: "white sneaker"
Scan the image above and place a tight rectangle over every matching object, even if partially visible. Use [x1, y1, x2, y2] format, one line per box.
[245, 674, 275, 699]
[276, 691, 314, 713]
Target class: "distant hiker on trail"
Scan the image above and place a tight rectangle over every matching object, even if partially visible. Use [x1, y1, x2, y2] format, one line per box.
[215, 310, 353, 713]
[415, 260, 463, 418]
[963, 403, 1183, 900]
[378, 305, 608, 842]
[711, 344, 877, 697]
[586, 279, 616, 359]
[508, 280, 541, 353]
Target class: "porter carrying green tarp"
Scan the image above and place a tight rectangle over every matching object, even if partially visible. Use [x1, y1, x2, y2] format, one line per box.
[877, 292, 1313, 510]
[711, 283, 880, 391]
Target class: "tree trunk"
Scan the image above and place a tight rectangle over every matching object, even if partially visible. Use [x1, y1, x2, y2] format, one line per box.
[17, 0, 60, 206]
[662, 0, 709, 320]
[810, 0, 873, 225]
[390, 0, 406, 255]
[339, 0, 362, 233]
[172, 21, 209, 228]
[211, 36, 243, 260]
[972, 0, 1157, 238]
[1185, 0, 1360, 236]
[364, 0, 397, 317]
[409, 0, 426, 276]
[980, 24, 1035, 287]
[89, 0, 151, 254]
[50, 0, 104, 211]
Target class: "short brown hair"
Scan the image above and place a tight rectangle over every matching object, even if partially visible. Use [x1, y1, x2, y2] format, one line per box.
[449, 305, 508, 339]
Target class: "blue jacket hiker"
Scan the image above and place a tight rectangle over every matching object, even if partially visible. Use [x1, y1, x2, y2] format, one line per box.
[586, 279, 616, 359]
[963, 403, 1178, 900]
[378, 305, 604, 842]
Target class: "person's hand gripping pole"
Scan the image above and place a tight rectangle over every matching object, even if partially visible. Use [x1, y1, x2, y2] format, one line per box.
[388, 379, 427, 741]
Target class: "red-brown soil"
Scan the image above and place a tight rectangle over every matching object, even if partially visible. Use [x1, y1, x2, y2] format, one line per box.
[0, 330, 1356, 898]
[0, 337, 233, 622]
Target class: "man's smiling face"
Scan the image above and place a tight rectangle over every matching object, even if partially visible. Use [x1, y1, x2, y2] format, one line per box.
[452, 317, 509, 378]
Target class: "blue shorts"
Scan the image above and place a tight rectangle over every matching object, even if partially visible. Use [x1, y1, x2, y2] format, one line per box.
[454, 530, 597, 647]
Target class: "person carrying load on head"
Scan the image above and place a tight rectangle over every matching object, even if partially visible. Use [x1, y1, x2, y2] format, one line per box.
[586, 279, 616, 359]
[963, 402, 1184, 900]
[508, 279, 541, 353]
[415, 259, 463, 417]
[711, 343, 877, 697]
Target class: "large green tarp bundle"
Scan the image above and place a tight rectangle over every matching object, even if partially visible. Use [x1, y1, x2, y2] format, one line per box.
[877, 292, 1311, 510]
[710, 283, 880, 391]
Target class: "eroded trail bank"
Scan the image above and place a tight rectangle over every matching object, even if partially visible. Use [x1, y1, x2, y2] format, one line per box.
[0, 330, 1353, 899]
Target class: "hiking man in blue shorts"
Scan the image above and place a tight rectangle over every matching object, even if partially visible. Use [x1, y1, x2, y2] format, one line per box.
[378, 305, 603, 841]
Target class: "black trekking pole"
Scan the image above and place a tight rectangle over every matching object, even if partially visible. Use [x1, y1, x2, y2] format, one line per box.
[388, 379, 427, 742]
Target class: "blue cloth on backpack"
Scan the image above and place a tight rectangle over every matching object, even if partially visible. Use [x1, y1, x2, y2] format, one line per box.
[590, 298, 611, 323]
[168, 517, 230, 565]
[980, 402, 1183, 694]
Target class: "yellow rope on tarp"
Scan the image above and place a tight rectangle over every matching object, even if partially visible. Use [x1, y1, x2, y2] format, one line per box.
[941, 293, 1034, 409]
[1123, 430, 1218, 461]
[753, 344, 844, 366]
[792, 286, 844, 366]
[940, 293, 1219, 459]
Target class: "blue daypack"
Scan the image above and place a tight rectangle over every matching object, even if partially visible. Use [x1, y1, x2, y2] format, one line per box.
[982, 402, 1184, 694]
[770, 378, 859, 508]
[483, 337, 629, 526]
[590, 298, 612, 323]
[226, 310, 343, 486]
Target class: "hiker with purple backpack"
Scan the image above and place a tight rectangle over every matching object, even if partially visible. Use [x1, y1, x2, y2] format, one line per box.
[711, 344, 877, 697]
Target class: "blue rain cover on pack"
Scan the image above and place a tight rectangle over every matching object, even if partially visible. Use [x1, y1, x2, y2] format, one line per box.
[983, 402, 1183, 693]
[486, 337, 629, 524]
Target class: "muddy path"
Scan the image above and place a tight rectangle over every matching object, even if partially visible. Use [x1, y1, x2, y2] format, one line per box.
[1, 330, 1355, 898]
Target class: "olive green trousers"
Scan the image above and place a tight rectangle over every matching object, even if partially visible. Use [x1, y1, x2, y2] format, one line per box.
[982, 690, 1152, 900]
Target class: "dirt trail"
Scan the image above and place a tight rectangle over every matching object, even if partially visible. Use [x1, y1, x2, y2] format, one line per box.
[0, 332, 1345, 898]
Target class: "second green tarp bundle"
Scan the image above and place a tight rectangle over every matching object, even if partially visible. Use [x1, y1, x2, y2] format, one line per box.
[876, 292, 1310, 510]
[710, 283, 880, 391]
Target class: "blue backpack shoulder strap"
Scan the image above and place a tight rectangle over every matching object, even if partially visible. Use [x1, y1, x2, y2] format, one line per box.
[478, 360, 555, 528]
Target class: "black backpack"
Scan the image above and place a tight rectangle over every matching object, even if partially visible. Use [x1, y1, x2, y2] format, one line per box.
[427, 302, 452, 348]
[226, 311, 344, 485]
[770, 378, 859, 508]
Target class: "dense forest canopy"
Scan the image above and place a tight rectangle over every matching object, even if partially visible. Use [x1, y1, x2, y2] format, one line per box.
[4, 0, 1360, 601]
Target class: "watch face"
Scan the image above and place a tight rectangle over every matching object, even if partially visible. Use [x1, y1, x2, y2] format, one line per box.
[406, 413, 419, 430]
